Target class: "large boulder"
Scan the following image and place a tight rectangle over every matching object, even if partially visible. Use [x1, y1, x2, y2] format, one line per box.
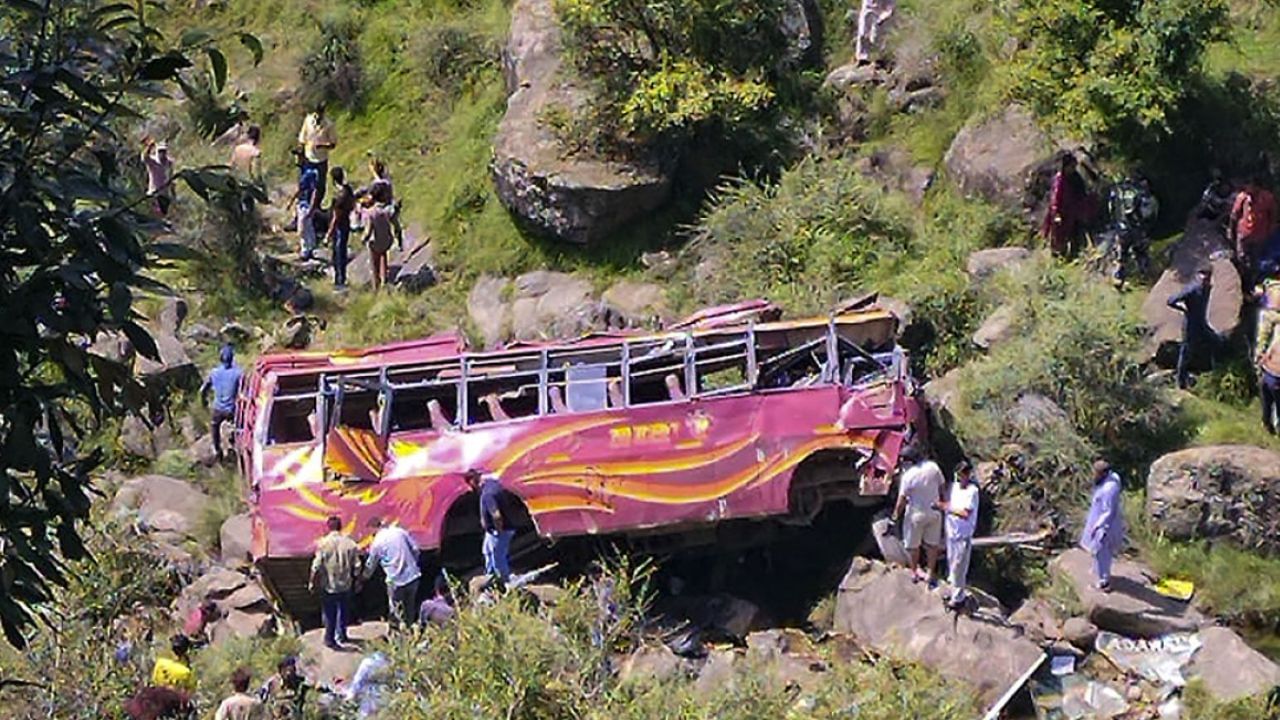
[1146, 445, 1280, 554]
[219, 513, 254, 569]
[299, 621, 389, 687]
[1187, 626, 1280, 702]
[944, 105, 1053, 212]
[1141, 219, 1243, 363]
[834, 557, 1043, 706]
[601, 280, 668, 328]
[973, 303, 1018, 351]
[135, 331, 199, 389]
[854, 147, 935, 204]
[391, 236, 437, 292]
[510, 270, 599, 341]
[467, 275, 513, 348]
[111, 474, 210, 536]
[1048, 549, 1208, 638]
[492, 0, 671, 244]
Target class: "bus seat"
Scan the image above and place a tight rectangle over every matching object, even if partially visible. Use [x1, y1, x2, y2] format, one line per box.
[307, 409, 321, 441]
[548, 386, 568, 414]
[427, 399, 453, 430]
[482, 394, 511, 422]
[607, 379, 624, 408]
[665, 374, 686, 401]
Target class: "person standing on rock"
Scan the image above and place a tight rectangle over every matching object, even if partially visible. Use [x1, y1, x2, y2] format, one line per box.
[140, 137, 175, 217]
[214, 668, 264, 720]
[936, 459, 979, 609]
[327, 167, 356, 290]
[362, 517, 421, 628]
[1167, 267, 1214, 390]
[855, 0, 896, 65]
[1042, 153, 1089, 257]
[296, 102, 336, 205]
[200, 344, 243, 463]
[464, 468, 517, 586]
[1080, 460, 1125, 593]
[289, 164, 320, 261]
[362, 184, 395, 291]
[892, 447, 943, 585]
[310, 515, 360, 650]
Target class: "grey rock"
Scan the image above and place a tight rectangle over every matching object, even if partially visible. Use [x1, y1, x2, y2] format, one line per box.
[1142, 249, 1242, 364]
[973, 303, 1018, 351]
[966, 246, 1032, 283]
[693, 648, 741, 698]
[1006, 393, 1070, 434]
[219, 321, 253, 344]
[509, 270, 599, 341]
[492, 0, 671, 244]
[923, 368, 964, 418]
[1009, 597, 1063, 645]
[392, 237, 437, 292]
[299, 621, 389, 688]
[135, 331, 198, 388]
[112, 474, 210, 537]
[944, 105, 1052, 211]
[823, 63, 886, 92]
[219, 513, 253, 569]
[1049, 548, 1207, 638]
[467, 275, 512, 348]
[640, 250, 678, 280]
[601, 280, 667, 328]
[1146, 445, 1280, 554]
[210, 609, 276, 644]
[834, 557, 1044, 706]
[155, 296, 188, 336]
[618, 643, 683, 685]
[855, 147, 935, 204]
[184, 323, 218, 345]
[1188, 626, 1280, 702]
[120, 414, 160, 460]
[1061, 617, 1098, 652]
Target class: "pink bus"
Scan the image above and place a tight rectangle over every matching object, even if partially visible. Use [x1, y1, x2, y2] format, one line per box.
[235, 301, 925, 616]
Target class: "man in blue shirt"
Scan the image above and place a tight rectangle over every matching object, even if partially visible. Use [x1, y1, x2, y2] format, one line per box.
[465, 468, 515, 585]
[1167, 268, 1214, 389]
[200, 344, 243, 462]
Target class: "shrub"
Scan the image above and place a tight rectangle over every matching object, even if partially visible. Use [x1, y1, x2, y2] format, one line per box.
[300, 15, 366, 111]
[1005, 0, 1230, 145]
[412, 23, 498, 94]
[555, 0, 803, 153]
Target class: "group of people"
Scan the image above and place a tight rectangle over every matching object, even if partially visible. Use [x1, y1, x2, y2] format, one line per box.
[288, 102, 404, 291]
[891, 450, 1128, 606]
[126, 634, 309, 720]
[307, 469, 509, 649]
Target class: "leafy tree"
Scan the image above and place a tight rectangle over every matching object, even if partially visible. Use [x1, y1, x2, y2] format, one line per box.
[0, 0, 259, 647]
[555, 0, 803, 151]
[1006, 0, 1230, 144]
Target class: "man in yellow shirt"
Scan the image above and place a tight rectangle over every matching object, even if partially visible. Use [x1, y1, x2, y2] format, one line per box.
[296, 102, 337, 205]
[150, 633, 196, 692]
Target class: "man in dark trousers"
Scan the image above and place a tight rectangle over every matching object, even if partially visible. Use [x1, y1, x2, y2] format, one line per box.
[464, 468, 515, 585]
[200, 344, 243, 462]
[326, 167, 355, 290]
[1168, 268, 1215, 389]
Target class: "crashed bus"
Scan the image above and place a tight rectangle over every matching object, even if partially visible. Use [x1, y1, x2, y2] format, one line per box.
[235, 300, 926, 617]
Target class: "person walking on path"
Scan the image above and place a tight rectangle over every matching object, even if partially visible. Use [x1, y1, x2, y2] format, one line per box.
[1041, 153, 1089, 257]
[891, 448, 944, 585]
[230, 125, 262, 179]
[200, 344, 243, 462]
[1230, 179, 1277, 282]
[1080, 460, 1126, 593]
[327, 167, 356, 290]
[1167, 267, 1215, 390]
[362, 517, 421, 628]
[309, 515, 360, 650]
[937, 460, 979, 609]
[855, 0, 896, 64]
[464, 469, 517, 585]
[296, 103, 336, 204]
[214, 668, 264, 720]
[363, 184, 395, 291]
[141, 138, 175, 216]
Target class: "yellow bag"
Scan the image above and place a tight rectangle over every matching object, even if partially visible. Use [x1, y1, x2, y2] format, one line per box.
[1153, 578, 1195, 602]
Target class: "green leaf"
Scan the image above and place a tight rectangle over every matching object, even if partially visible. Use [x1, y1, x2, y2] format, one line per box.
[204, 47, 227, 93]
[179, 28, 213, 48]
[238, 32, 264, 66]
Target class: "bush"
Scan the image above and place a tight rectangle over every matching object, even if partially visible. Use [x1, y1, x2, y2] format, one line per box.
[1006, 0, 1230, 145]
[555, 0, 804, 153]
[412, 23, 498, 95]
[300, 15, 366, 111]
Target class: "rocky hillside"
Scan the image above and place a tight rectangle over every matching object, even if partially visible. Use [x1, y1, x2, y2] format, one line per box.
[6, 0, 1280, 717]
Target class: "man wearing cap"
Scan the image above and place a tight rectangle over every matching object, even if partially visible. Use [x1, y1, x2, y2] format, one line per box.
[1080, 460, 1126, 592]
[200, 344, 243, 462]
[464, 469, 516, 585]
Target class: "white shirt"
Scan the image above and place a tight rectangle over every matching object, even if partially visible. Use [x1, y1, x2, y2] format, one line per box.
[946, 481, 980, 540]
[366, 526, 421, 588]
[898, 460, 943, 514]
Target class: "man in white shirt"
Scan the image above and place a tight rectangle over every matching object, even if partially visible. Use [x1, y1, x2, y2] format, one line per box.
[892, 447, 943, 584]
[361, 517, 421, 628]
[938, 460, 980, 609]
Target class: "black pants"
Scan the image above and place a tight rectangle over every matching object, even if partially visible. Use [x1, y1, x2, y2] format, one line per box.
[321, 590, 352, 645]
[332, 225, 350, 287]
[211, 408, 234, 459]
[1263, 372, 1280, 434]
